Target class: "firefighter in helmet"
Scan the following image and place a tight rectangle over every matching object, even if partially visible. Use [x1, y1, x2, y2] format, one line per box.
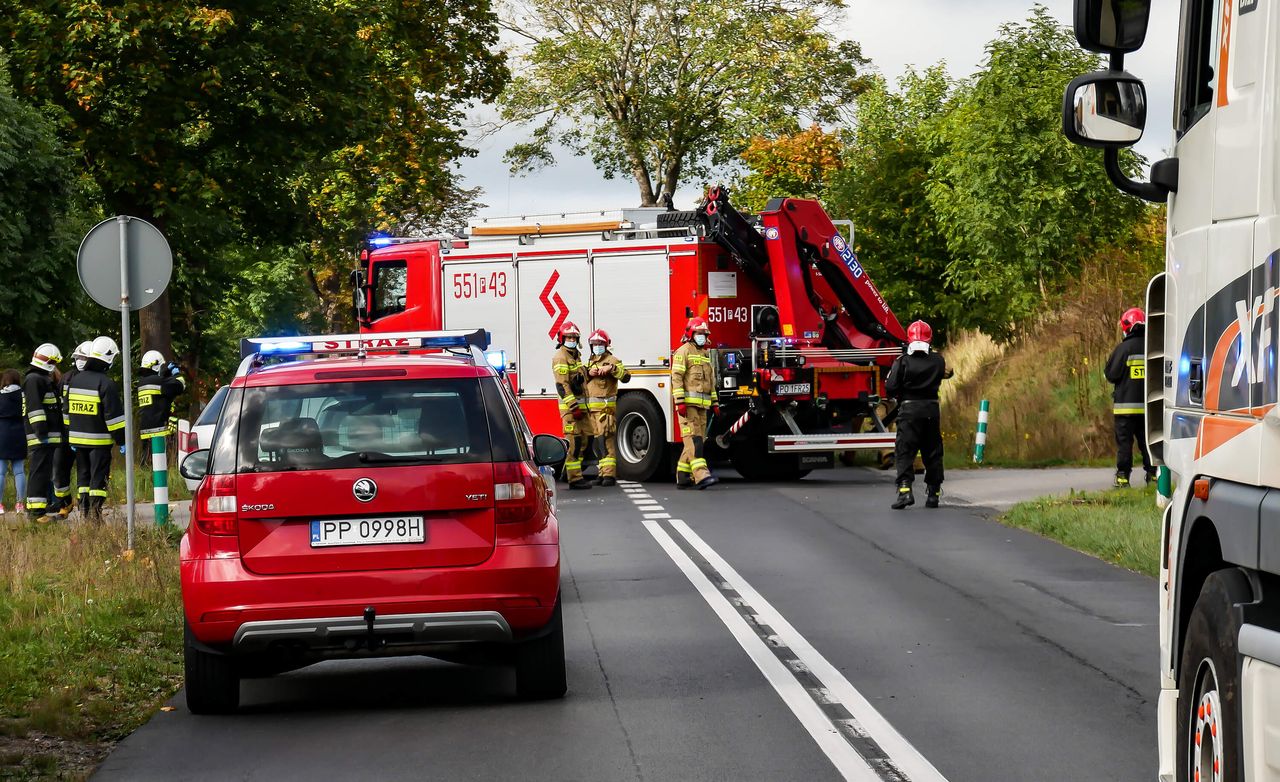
[137, 350, 186, 441]
[672, 317, 719, 489]
[67, 336, 126, 519]
[22, 343, 64, 521]
[52, 340, 92, 516]
[1105, 307, 1153, 487]
[552, 322, 593, 489]
[585, 329, 630, 486]
[885, 320, 950, 509]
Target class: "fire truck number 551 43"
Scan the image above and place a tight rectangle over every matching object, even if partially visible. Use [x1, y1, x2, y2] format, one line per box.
[452, 271, 509, 299]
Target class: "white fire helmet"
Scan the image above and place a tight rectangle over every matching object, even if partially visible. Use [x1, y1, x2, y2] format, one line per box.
[30, 343, 62, 372]
[141, 350, 166, 371]
[90, 336, 120, 366]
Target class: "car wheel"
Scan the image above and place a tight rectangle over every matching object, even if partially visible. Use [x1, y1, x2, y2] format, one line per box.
[515, 597, 567, 700]
[1176, 569, 1250, 782]
[729, 431, 810, 482]
[616, 394, 667, 482]
[184, 622, 240, 714]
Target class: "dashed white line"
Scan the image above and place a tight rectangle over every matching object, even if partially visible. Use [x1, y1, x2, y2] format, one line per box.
[616, 481, 948, 782]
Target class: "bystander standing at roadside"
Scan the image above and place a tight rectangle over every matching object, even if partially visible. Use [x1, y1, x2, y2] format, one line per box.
[0, 369, 26, 514]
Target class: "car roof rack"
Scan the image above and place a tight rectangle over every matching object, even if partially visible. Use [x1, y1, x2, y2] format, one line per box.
[237, 329, 493, 377]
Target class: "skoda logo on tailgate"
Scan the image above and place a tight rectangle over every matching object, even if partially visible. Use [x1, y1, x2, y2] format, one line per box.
[352, 478, 378, 503]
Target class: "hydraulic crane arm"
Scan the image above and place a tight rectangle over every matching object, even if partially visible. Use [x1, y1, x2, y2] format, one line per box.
[697, 187, 906, 358]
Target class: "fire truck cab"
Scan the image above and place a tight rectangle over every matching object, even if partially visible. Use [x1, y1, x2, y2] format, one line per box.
[353, 192, 906, 483]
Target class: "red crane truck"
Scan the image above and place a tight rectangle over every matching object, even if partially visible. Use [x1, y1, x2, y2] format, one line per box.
[351, 187, 908, 482]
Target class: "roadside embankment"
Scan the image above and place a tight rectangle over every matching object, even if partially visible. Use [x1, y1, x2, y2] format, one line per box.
[1000, 485, 1161, 577]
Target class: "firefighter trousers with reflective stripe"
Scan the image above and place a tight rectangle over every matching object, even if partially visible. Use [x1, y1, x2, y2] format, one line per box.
[27, 444, 56, 517]
[593, 410, 617, 477]
[53, 441, 74, 507]
[76, 446, 113, 518]
[1114, 414, 1151, 476]
[561, 411, 591, 482]
[895, 413, 944, 489]
[677, 407, 710, 484]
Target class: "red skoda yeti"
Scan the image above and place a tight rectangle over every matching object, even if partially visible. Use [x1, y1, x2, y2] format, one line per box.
[179, 331, 567, 713]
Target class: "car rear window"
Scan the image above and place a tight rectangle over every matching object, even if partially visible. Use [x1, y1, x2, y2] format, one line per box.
[195, 385, 229, 427]
[231, 378, 493, 474]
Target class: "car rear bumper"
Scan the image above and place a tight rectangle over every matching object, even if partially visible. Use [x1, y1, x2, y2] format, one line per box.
[183, 542, 559, 649]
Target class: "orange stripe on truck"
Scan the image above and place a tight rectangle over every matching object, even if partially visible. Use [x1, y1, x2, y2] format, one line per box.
[1217, 0, 1233, 108]
[1195, 416, 1254, 460]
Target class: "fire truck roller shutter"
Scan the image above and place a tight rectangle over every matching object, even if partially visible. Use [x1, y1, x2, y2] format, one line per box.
[442, 257, 518, 366]
[516, 256, 591, 398]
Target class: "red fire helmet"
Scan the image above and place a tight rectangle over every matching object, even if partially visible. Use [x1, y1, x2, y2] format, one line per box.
[557, 321, 581, 343]
[588, 329, 611, 346]
[683, 316, 711, 342]
[906, 320, 933, 344]
[1119, 307, 1146, 335]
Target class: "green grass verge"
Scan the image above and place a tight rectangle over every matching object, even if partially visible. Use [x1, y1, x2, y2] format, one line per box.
[0, 519, 183, 779]
[1000, 485, 1162, 577]
[0, 457, 191, 508]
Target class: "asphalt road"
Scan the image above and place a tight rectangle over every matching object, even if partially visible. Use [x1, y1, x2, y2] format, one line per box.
[94, 467, 1156, 781]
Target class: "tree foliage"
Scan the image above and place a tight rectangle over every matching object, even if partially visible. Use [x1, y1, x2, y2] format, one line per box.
[923, 6, 1146, 337]
[499, 0, 870, 206]
[0, 1, 507, 384]
[733, 125, 844, 212]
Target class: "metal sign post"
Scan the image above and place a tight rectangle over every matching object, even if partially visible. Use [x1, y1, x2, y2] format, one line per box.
[117, 217, 136, 547]
[77, 216, 172, 551]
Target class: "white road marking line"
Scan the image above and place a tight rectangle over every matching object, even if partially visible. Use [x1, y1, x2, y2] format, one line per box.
[666, 520, 949, 782]
[642, 512, 671, 519]
[641, 519, 883, 782]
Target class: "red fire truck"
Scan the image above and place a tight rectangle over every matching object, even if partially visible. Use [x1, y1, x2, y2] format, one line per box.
[352, 188, 907, 482]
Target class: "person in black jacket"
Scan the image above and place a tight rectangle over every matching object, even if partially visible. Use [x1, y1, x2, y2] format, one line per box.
[1105, 307, 1153, 487]
[137, 350, 186, 441]
[0, 369, 27, 514]
[23, 343, 65, 521]
[885, 320, 951, 510]
[67, 337, 126, 519]
[51, 341, 92, 517]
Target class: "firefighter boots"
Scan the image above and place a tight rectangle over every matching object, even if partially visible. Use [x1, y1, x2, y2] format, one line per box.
[597, 476, 617, 487]
[891, 485, 915, 510]
[925, 486, 941, 508]
[696, 475, 719, 490]
[1114, 471, 1130, 488]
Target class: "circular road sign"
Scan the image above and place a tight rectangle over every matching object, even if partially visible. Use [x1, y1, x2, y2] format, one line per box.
[77, 216, 173, 311]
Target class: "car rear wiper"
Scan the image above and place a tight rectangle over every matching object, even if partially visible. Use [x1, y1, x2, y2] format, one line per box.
[356, 452, 444, 465]
[242, 465, 301, 473]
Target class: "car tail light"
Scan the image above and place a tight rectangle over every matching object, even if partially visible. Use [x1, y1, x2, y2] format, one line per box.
[494, 462, 541, 525]
[194, 475, 238, 536]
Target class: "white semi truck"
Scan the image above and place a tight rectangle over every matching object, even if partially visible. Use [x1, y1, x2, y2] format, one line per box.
[1064, 1, 1280, 779]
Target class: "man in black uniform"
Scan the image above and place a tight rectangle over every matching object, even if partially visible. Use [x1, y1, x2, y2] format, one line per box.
[52, 341, 92, 517]
[885, 320, 950, 510]
[23, 343, 64, 522]
[1105, 307, 1153, 487]
[137, 350, 186, 441]
[67, 336, 127, 519]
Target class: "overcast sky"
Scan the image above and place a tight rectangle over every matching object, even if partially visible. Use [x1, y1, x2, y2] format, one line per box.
[458, 1, 1180, 218]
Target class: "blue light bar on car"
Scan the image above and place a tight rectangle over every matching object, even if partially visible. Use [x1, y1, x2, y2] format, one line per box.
[486, 350, 507, 372]
[241, 330, 490, 359]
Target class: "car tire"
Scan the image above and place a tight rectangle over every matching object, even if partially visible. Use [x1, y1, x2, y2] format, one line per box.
[184, 623, 241, 714]
[515, 597, 567, 701]
[1176, 569, 1250, 782]
[616, 394, 667, 482]
[729, 432, 810, 482]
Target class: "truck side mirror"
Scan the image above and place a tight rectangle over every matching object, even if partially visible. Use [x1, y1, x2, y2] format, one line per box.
[349, 269, 369, 326]
[1073, 0, 1150, 54]
[1063, 71, 1146, 148]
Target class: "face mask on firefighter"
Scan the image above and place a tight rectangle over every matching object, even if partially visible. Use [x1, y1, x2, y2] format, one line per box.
[592, 345, 606, 356]
[75, 359, 87, 371]
[564, 339, 578, 349]
[693, 333, 707, 347]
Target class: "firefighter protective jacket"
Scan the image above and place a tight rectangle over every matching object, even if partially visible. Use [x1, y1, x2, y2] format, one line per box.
[885, 350, 948, 403]
[551, 345, 587, 411]
[137, 367, 186, 439]
[1105, 323, 1146, 416]
[585, 351, 630, 411]
[672, 342, 717, 409]
[22, 368, 64, 446]
[66, 359, 126, 447]
[59, 368, 78, 428]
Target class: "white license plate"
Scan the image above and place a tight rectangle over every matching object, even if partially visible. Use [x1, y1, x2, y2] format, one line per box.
[775, 383, 812, 395]
[309, 517, 425, 548]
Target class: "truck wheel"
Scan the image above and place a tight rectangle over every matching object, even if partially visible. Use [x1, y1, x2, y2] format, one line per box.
[184, 623, 240, 714]
[616, 394, 667, 482]
[729, 436, 810, 482]
[1176, 569, 1249, 782]
[515, 597, 567, 700]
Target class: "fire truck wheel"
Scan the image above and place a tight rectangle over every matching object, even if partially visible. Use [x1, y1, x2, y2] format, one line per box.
[1176, 568, 1249, 782]
[615, 393, 668, 482]
[729, 436, 810, 482]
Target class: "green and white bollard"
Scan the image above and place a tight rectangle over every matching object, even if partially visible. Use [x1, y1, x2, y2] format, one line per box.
[151, 436, 169, 526]
[973, 399, 989, 464]
[1156, 465, 1172, 509]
